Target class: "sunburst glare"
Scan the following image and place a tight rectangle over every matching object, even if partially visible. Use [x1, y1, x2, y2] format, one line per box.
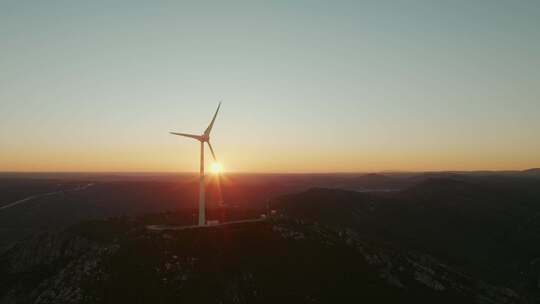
[210, 162, 223, 174]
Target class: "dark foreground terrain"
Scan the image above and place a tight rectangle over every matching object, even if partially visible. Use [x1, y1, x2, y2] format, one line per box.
[1, 170, 539, 303]
[0, 218, 521, 304]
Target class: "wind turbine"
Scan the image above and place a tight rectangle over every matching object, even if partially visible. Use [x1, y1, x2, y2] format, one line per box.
[170, 102, 221, 226]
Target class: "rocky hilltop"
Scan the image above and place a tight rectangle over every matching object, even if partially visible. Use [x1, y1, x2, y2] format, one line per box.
[0, 217, 524, 304]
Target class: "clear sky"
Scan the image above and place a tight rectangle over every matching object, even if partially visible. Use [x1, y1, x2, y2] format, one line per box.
[1, 0, 539, 173]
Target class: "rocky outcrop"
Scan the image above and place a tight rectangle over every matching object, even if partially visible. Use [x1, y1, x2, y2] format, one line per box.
[3, 232, 96, 273]
[0, 232, 118, 304]
[273, 221, 522, 304]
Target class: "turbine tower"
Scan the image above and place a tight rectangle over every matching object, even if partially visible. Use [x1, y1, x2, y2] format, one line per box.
[170, 102, 221, 226]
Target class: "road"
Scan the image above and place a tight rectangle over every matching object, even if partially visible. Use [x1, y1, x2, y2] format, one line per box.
[146, 217, 266, 232]
[0, 183, 94, 211]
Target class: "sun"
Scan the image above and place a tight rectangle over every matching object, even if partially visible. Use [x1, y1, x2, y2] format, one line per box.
[210, 162, 223, 174]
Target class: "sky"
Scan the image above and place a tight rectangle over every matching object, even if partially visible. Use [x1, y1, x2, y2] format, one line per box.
[1, 0, 539, 173]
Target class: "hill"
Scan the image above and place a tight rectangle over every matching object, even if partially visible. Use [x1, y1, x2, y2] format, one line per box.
[523, 168, 540, 175]
[272, 177, 540, 299]
[0, 218, 521, 303]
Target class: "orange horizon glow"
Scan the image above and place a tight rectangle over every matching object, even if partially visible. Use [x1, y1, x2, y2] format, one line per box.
[1, 149, 538, 174]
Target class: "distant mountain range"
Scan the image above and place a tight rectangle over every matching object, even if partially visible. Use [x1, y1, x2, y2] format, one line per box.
[523, 168, 540, 175]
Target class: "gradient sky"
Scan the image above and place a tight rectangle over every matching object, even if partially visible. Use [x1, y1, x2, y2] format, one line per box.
[1, 0, 539, 173]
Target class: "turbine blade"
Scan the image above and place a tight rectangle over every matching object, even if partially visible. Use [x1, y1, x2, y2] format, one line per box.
[204, 102, 221, 136]
[207, 141, 217, 161]
[169, 132, 203, 141]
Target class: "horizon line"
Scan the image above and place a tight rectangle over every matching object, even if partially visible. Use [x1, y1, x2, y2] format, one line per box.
[0, 168, 537, 175]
